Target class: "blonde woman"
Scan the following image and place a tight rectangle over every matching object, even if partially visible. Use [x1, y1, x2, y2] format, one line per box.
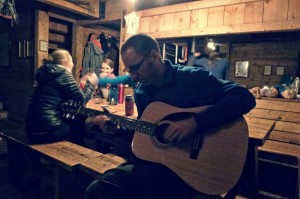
[26, 49, 98, 145]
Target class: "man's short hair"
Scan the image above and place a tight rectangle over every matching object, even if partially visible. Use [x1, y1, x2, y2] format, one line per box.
[121, 33, 160, 56]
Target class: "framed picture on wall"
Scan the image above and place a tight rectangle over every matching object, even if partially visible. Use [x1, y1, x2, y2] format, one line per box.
[276, 66, 285, 75]
[235, 61, 250, 78]
[39, 40, 48, 52]
[264, 65, 272, 76]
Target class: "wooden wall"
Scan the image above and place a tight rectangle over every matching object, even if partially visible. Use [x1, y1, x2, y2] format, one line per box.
[137, 0, 300, 38]
[230, 40, 300, 88]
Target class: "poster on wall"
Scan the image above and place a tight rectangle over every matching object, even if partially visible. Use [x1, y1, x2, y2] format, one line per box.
[0, 32, 9, 67]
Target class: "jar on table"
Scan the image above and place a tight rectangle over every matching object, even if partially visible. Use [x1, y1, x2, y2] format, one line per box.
[108, 85, 118, 105]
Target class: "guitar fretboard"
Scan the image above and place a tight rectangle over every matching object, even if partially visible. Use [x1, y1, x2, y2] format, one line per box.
[78, 106, 157, 136]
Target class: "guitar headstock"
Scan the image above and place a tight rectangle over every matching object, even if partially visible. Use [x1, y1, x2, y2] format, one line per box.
[61, 100, 82, 119]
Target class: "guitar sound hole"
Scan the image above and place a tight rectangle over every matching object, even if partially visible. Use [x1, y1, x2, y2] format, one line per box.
[155, 123, 170, 144]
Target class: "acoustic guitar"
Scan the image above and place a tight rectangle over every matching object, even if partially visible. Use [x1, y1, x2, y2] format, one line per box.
[61, 101, 249, 195]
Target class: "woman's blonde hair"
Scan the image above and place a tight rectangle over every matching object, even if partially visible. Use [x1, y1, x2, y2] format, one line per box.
[43, 49, 71, 65]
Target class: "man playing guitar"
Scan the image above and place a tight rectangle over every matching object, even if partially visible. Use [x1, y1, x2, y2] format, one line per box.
[83, 33, 256, 199]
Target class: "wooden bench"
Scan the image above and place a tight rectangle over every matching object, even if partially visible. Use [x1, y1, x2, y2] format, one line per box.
[78, 153, 126, 178]
[0, 129, 126, 199]
[245, 98, 300, 198]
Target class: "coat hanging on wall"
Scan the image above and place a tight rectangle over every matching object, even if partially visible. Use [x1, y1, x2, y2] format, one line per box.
[81, 33, 104, 76]
[106, 36, 119, 75]
[98, 32, 109, 54]
[0, 0, 19, 26]
[98, 33, 120, 75]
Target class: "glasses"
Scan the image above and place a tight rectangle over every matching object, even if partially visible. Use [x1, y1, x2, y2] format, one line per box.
[123, 57, 145, 75]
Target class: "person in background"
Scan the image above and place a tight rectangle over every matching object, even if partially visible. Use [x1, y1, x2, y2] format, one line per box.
[12, 49, 98, 198]
[86, 59, 135, 136]
[84, 33, 256, 199]
[98, 58, 116, 92]
[99, 58, 116, 79]
[97, 58, 136, 98]
[187, 45, 229, 80]
[98, 58, 138, 87]
[26, 49, 98, 145]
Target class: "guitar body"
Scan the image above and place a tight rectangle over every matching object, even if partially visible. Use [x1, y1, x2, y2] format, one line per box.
[132, 102, 249, 195]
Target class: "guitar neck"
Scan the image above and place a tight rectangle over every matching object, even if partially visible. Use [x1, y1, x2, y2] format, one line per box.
[78, 106, 156, 135]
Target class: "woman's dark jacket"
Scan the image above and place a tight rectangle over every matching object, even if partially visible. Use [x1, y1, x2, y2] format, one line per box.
[26, 64, 95, 136]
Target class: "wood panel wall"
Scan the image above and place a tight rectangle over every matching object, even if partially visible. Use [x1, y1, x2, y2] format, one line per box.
[137, 0, 300, 39]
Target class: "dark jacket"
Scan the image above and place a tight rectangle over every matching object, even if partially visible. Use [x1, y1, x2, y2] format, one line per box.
[26, 64, 95, 135]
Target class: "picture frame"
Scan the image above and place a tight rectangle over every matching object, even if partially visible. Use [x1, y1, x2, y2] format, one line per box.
[39, 40, 48, 52]
[235, 61, 250, 78]
[276, 66, 285, 75]
[263, 65, 272, 76]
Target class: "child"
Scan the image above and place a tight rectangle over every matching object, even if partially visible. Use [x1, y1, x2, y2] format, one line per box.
[98, 59, 116, 98]
[99, 59, 116, 81]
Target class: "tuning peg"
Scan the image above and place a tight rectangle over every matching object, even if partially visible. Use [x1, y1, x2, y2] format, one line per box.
[67, 113, 76, 119]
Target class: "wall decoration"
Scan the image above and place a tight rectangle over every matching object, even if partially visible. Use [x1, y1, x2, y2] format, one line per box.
[39, 40, 48, 52]
[276, 66, 285, 75]
[264, 65, 272, 76]
[235, 61, 250, 78]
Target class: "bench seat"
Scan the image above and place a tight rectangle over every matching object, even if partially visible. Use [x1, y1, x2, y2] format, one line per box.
[78, 153, 126, 177]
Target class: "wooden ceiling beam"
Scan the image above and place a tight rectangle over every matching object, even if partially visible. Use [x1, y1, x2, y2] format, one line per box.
[36, 0, 100, 18]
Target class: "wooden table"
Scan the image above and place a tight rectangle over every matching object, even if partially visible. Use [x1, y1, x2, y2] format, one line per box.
[86, 98, 275, 197]
[86, 98, 138, 118]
